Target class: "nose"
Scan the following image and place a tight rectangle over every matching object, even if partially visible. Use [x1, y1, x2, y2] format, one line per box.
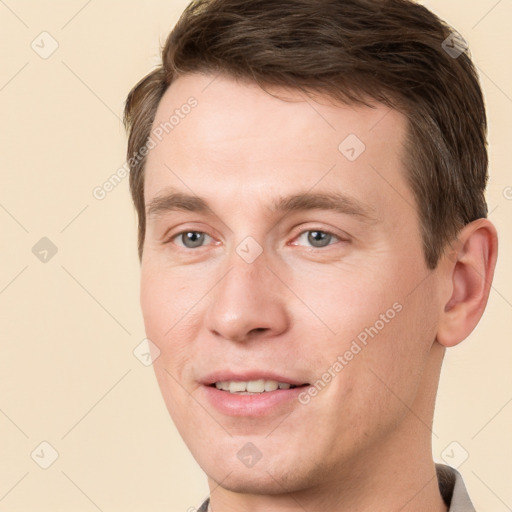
[204, 246, 290, 343]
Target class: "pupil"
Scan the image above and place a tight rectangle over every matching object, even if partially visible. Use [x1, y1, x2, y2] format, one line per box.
[308, 231, 330, 247]
[184, 232, 204, 248]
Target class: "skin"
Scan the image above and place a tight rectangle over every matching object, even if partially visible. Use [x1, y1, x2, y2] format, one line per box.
[140, 72, 498, 512]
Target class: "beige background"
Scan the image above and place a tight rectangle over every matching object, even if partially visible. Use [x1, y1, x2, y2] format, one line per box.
[0, 0, 511, 510]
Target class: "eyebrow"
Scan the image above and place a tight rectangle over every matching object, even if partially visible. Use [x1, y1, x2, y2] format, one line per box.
[146, 189, 377, 222]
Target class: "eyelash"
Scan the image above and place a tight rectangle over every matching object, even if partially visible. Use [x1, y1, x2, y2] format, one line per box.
[165, 228, 345, 250]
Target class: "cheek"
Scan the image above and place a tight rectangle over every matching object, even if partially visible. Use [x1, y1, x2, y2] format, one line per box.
[140, 266, 198, 426]
[283, 258, 402, 346]
[290, 251, 438, 398]
[140, 262, 198, 371]
[336, 276, 439, 415]
[140, 256, 204, 334]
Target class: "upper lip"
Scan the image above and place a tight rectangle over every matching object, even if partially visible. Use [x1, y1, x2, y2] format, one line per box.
[200, 371, 309, 387]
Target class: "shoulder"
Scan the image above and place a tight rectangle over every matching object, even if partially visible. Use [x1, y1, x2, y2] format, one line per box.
[196, 497, 209, 512]
[436, 463, 476, 512]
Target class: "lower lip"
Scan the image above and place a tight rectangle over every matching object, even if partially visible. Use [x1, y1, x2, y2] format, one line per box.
[200, 385, 310, 417]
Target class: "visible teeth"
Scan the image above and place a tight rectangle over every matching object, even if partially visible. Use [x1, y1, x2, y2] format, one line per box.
[213, 379, 298, 393]
[229, 381, 247, 393]
[264, 380, 279, 391]
[246, 379, 265, 392]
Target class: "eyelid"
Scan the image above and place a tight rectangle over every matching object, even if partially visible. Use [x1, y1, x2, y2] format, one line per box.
[163, 223, 220, 244]
[167, 230, 217, 248]
[289, 223, 350, 241]
[288, 227, 348, 249]
[175, 232, 205, 248]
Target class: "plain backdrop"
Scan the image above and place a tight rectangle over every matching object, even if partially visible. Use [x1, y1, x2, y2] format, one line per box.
[1, 1, 511, 510]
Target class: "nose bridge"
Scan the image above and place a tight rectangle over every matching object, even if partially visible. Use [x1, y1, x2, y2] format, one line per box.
[204, 239, 288, 342]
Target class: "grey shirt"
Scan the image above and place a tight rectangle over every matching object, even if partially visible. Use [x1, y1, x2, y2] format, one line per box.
[196, 463, 475, 512]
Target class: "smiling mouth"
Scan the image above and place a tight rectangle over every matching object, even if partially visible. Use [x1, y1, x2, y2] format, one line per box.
[209, 379, 310, 394]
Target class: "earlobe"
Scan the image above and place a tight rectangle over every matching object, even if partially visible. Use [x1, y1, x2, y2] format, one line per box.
[436, 218, 498, 348]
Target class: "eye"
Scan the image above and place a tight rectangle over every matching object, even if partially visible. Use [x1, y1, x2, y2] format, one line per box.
[292, 229, 342, 248]
[166, 228, 345, 251]
[171, 231, 213, 249]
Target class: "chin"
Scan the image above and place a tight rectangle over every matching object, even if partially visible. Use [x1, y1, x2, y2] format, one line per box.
[206, 466, 307, 496]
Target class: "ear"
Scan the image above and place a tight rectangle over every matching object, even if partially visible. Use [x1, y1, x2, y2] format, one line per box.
[436, 218, 498, 348]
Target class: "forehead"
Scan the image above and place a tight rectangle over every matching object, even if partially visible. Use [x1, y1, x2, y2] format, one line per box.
[144, 72, 413, 219]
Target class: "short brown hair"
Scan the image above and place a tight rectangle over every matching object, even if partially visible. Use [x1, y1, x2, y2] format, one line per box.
[124, 0, 488, 269]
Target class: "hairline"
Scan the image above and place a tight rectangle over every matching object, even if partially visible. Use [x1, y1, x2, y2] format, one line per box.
[133, 71, 445, 269]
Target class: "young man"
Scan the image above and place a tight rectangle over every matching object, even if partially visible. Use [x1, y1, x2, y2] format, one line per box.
[124, 1, 498, 510]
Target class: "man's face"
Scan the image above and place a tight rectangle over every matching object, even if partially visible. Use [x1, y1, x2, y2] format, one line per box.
[141, 73, 444, 493]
